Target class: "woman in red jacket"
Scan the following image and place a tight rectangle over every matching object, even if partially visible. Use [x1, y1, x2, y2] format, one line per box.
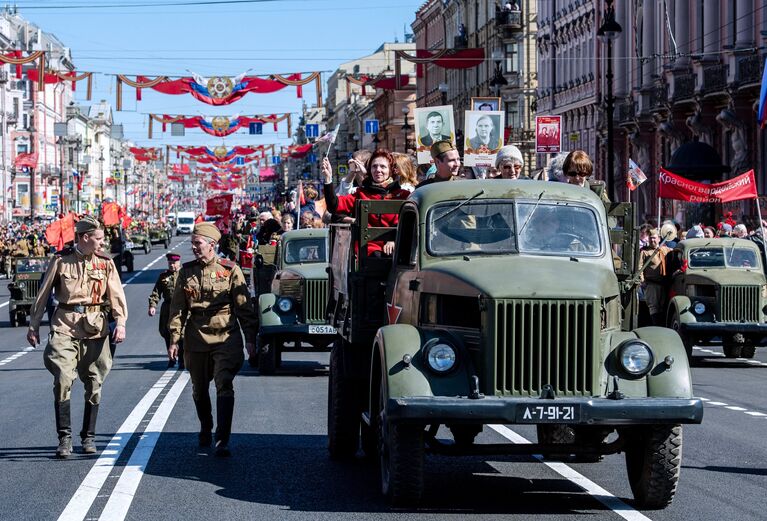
[322, 149, 410, 256]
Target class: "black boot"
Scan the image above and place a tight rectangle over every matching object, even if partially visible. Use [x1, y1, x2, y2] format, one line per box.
[214, 396, 235, 457]
[55, 400, 72, 459]
[193, 395, 213, 447]
[80, 402, 99, 454]
[177, 345, 185, 370]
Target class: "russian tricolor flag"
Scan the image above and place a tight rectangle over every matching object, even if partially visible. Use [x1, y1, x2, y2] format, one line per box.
[759, 57, 767, 128]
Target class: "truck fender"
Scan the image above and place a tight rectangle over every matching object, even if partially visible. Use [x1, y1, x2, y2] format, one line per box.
[258, 293, 286, 328]
[373, 325, 473, 408]
[634, 326, 694, 399]
[668, 295, 696, 325]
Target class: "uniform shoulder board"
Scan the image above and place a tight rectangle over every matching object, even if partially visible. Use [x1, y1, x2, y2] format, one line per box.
[56, 246, 74, 256]
[95, 251, 112, 260]
[218, 258, 236, 269]
[182, 260, 198, 269]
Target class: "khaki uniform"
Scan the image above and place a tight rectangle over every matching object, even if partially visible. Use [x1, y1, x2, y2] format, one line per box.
[13, 239, 29, 257]
[640, 245, 671, 319]
[31, 243, 47, 257]
[29, 245, 128, 451]
[149, 269, 179, 348]
[168, 256, 256, 448]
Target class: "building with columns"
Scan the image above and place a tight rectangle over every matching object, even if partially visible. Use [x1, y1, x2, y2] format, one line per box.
[536, 0, 766, 224]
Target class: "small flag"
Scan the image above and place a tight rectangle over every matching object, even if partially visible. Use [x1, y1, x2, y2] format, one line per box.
[627, 158, 647, 191]
[316, 124, 340, 144]
[758, 56, 767, 128]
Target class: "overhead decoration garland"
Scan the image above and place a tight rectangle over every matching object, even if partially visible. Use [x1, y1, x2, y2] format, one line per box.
[116, 71, 322, 110]
[345, 74, 410, 101]
[26, 69, 94, 99]
[1, 50, 46, 90]
[148, 113, 292, 138]
[129, 147, 163, 162]
[394, 48, 485, 78]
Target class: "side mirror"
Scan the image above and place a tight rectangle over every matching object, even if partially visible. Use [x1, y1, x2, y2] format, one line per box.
[255, 254, 264, 269]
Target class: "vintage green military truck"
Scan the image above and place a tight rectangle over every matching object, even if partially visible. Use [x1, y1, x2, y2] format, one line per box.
[9, 257, 50, 326]
[148, 225, 171, 249]
[666, 237, 767, 359]
[256, 228, 336, 374]
[326, 180, 703, 508]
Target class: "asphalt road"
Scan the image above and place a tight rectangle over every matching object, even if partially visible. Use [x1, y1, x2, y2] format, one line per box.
[0, 241, 765, 520]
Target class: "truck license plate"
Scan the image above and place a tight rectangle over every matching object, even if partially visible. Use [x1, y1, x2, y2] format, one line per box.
[517, 404, 580, 423]
[308, 325, 336, 335]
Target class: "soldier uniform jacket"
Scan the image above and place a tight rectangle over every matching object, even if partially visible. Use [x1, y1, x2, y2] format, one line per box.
[148, 269, 179, 335]
[29, 247, 128, 339]
[640, 245, 671, 283]
[168, 257, 256, 351]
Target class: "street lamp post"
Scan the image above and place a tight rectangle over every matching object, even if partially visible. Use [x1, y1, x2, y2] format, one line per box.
[28, 119, 36, 221]
[98, 147, 105, 208]
[401, 106, 413, 151]
[597, 1, 622, 202]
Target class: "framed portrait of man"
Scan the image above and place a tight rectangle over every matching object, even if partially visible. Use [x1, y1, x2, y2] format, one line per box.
[463, 110, 505, 167]
[470, 97, 501, 112]
[535, 115, 562, 153]
[414, 105, 455, 164]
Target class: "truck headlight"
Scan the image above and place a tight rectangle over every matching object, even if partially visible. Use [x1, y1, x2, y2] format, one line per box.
[16, 282, 26, 289]
[692, 302, 706, 315]
[617, 340, 654, 378]
[424, 341, 457, 374]
[276, 297, 293, 313]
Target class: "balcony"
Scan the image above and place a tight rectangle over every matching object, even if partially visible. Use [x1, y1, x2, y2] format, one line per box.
[496, 9, 523, 37]
[737, 54, 762, 87]
[650, 82, 669, 110]
[701, 63, 729, 94]
[672, 73, 695, 101]
[617, 101, 635, 123]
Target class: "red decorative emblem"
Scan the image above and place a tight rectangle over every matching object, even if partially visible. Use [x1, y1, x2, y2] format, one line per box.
[386, 302, 402, 324]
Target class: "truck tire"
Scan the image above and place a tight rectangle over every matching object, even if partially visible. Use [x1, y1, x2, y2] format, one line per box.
[144, 242, 151, 254]
[258, 337, 278, 375]
[125, 254, 134, 273]
[625, 424, 682, 509]
[9, 310, 17, 327]
[328, 341, 359, 460]
[378, 376, 424, 505]
[164, 239, 169, 249]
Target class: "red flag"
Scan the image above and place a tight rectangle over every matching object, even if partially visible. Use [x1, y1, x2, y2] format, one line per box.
[45, 219, 62, 249]
[102, 202, 120, 226]
[658, 168, 758, 203]
[14, 151, 38, 168]
[206, 194, 233, 216]
[61, 213, 75, 245]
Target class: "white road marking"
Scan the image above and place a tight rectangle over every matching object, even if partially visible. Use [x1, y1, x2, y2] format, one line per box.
[699, 397, 767, 420]
[0, 346, 35, 366]
[57, 369, 178, 521]
[98, 371, 189, 521]
[745, 411, 767, 417]
[488, 425, 651, 521]
[725, 406, 747, 411]
[692, 346, 767, 367]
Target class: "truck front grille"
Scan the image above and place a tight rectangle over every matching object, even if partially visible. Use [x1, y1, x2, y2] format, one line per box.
[303, 279, 328, 324]
[719, 285, 760, 323]
[24, 279, 40, 300]
[492, 299, 598, 397]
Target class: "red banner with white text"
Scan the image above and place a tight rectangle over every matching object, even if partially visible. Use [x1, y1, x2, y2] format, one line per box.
[658, 168, 758, 203]
[205, 194, 233, 216]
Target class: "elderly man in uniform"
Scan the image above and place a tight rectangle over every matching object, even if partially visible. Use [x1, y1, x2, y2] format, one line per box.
[639, 228, 671, 326]
[27, 216, 128, 458]
[168, 222, 257, 457]
[149, 252, 184, 369]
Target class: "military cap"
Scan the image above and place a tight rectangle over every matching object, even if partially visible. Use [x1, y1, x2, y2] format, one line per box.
[166, 252, 181, 261]
[430, 140, 456, 159]
[75, 215, 101, 235]
[193, 222, 221, 242]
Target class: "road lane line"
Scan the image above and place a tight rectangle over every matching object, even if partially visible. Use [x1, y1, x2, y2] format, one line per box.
[57, 369, 178, 521]
[98, 371, 189, 521]
[488, 425, 651, 521]
[699, 397, 767, 420]
[0, 346, 34, 366]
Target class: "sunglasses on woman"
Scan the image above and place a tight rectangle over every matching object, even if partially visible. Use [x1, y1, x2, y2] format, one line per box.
[566, 171, 589, 178]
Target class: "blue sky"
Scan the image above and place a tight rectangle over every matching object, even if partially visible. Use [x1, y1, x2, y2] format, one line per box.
[14, 0, 423, 150]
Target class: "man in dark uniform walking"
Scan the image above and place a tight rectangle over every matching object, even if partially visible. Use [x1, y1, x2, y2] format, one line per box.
[149, 252, 184, 369]
[168, 222, 257, 457]
[27, 216, 128, 458]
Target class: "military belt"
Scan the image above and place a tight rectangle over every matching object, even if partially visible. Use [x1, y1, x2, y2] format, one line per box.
[190, 306, 231, 318]
[57, 303, 107, 313]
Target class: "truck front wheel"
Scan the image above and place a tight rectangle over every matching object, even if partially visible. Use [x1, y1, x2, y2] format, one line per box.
[258, 336, 279, 374]
[378, 376, 424, 505]
[327, 342, 359, 460]
[625, 424, 682, 509]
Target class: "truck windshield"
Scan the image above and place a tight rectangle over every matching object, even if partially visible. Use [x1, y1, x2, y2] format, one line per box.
[688, 246, 759, 269]
[15, 258, 50, 272]
[284, 238, 327, 264]
[177, 217, 194, 225]
[427, 200, 602, 256]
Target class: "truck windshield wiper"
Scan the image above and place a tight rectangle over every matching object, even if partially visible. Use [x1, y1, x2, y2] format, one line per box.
[433, 189, 485, 223]
[518, 191, 545, 235]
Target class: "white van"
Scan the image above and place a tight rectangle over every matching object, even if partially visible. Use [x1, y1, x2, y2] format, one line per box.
[176, 211, 196, 235]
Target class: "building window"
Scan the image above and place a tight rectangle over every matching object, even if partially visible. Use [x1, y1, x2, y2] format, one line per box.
[505, 42, 520, 74]
[506, 100, 520, 129]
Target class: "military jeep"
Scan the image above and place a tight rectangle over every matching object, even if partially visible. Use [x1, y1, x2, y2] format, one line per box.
[255, 228, 335, 374]
[8, 257, 50, 327]
[666, 238, 767, 359]
[148, 226, 171, 249]
[326, 180, 702, 509]
[126, 231, 152, 254]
